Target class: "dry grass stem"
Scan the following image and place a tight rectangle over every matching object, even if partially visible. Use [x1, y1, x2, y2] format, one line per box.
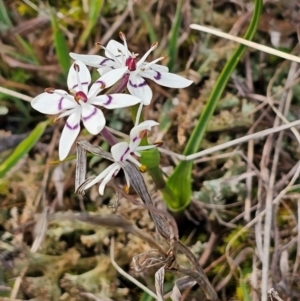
[0, 86, 32, 102]
[190, 24, 300, 63]
[110, 237, 158, 299]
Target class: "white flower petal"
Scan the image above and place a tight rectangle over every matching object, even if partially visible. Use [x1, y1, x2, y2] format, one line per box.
[67, 60, 91, 94]
[148, 63, 169, 73]
[57, 107, 79, 119]
[111, 142, 130, 162]
[97, 66, 117, 76]
[31, 90, 76, 115]
[59, 110, 81, 160]
[80, 102, 105, 135]
[98, 164, 121, 195]
[140, 70, 193, 88]
[106, 40, 129, 58]
[127, 154, 142, 168]
[127, 74, 153, 105]
[69, 53, 116, 69]
[130, 120, 159, 140]
[89, 93, 141, 109]
[88, 67, 128, 97]
[135, 145, 157, 151]
[123, 169, 131, 189]
[84, 163, 119, 190]
[129, 120, 158, 150]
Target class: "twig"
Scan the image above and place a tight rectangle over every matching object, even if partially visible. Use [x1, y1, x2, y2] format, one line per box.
[261, 61, 298, 301]
[110, 237, 158, 299]
[0, 86, 32, 102]
[174, 241, 219, 301]
[225, 162, 300, 282]
[190, 24, 300, 63]
[157, 118, 300, 161]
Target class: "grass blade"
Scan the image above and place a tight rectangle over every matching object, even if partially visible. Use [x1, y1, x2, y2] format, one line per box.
[78, 0, 104, 47]
[167, 0, 183, 70]
[0, 1, 39, 63]
[50, 9, 70, 77]
[0, 0, 12, 31]
[140, 11, 157, 44]
[163, 0, 263, 211]
[239, 277, 251, 301]
[0, 120, 49, 178]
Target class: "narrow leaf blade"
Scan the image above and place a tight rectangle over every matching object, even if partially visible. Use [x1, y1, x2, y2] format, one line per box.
[0, 120, 49, 178]
[50, 11, 70, 76]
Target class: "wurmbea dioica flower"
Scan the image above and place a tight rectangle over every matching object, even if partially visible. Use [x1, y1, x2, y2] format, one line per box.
[70, 32, 193, 106]
[84, 120, 159, 195]
[31, 60, 141, 161]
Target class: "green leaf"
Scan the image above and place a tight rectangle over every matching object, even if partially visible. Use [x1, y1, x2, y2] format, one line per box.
[50, 10, 70, 77]
[78, 0, 104, 47]
[139, 292, 154, 301]
[239, 272, 251, 301]
[0, 120, 49, 178]
[0, 0, 12, 32]
[167, 0, 183, 70]
[140, 11, 157, 44]
[0, 0, 38, 64]
[163, 0, 263, 211]
[15, 35, 40, 64]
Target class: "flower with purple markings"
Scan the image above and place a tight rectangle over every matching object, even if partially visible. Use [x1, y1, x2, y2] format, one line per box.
[31, 60, 141, 160]
[84, 120, 159, 195]
[70, 32, 193, 106]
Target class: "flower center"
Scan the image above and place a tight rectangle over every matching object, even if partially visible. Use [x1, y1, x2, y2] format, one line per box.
[74, 91, 88, 103]
[125, 56, 137, 71]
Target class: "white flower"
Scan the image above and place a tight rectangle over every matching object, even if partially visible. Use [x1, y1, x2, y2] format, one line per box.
[84, 120, 159, 195]
[70, 32, 193, 106]
[31, 60, 141, 161]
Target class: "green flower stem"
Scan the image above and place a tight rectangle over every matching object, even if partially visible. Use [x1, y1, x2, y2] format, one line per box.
[163, 0, 263, 212]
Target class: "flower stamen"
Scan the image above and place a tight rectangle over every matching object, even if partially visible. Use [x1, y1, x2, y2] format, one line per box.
[45, 87, 55, 93]
[136, 42, 158, 69]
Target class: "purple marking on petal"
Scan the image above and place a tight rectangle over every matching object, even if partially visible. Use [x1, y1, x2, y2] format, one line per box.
[66, 122, 79, 130]
[103, 95, 113, 106]
[154, 71, 162, 80]
[120, 147, 130, 162]
[100, 58, 110, 66]
[82, 107, 97, 121]
[132, 136, 138, 142]
[129, 80, 147, 88]
[58, 97, 64, 110]
[96, 80, 104, 85]
[72, 82, 89, 90]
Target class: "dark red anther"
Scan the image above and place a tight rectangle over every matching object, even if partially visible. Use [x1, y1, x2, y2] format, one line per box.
[154, 141, 163, 147]
[125, 57, 137, 71]
[74, 91, 88, 102]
